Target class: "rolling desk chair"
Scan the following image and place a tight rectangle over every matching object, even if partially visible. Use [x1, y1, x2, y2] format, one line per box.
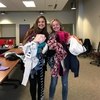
[78, 38, 93, 58]
[90, 42, 100, 66]
[7, 39, 14, 45]
[7, 39, 15, 48]
[0, 39, 6, 47]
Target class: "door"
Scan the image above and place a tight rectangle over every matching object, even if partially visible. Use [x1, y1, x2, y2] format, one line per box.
[19, 24, 30, 43]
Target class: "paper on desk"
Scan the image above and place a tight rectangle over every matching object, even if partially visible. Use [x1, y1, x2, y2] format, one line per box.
[0, 66, 9, 71]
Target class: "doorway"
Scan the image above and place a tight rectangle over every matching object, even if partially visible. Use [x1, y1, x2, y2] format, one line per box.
[19, 24, 30, 43]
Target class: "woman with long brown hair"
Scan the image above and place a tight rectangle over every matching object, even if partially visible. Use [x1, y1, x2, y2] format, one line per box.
[22, 16, 49, 100]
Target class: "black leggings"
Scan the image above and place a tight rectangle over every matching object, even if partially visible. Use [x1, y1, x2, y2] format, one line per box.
[29, 67, 45, 100]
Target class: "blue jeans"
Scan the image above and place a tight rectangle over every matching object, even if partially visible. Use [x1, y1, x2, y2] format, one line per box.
[49, 71, 69, 100]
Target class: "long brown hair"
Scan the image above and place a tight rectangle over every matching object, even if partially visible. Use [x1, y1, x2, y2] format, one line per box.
[23, 16, 48, 45]
[50, 19, 64, 33]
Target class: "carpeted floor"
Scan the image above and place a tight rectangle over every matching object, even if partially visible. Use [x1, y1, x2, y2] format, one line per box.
[0, 56, 100, 100]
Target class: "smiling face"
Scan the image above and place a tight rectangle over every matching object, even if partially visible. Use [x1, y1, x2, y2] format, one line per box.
[51, 20, 61, 32]
[38, 18, 46, 29]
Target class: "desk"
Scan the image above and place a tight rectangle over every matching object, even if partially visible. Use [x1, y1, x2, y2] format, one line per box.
[0, 48, 23, 88]
[5, 47, 23, 55]
[0, 48, 9, 54]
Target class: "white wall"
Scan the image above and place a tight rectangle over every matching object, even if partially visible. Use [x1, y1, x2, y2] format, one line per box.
[1, 24, 16, 37]
[76, 0, 84, 39]
[76, 0, 100, 49]
[83, 0, 100, 48]
[0, 9, 76, 45]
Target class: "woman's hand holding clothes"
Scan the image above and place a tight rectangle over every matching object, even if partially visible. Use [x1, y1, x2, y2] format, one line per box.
[33, 34, 46, 43]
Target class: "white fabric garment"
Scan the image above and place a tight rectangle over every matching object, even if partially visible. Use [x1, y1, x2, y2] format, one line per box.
[21, 41, 39, 86]
[68, 37, 86, 56]
[22, 41, 38, 58]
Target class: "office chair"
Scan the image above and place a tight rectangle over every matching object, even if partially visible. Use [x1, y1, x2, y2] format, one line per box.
[0, 39, 6, 47]
[78, 38, 93, 58]
[90, 42, 100, 66]
[0, 39, 9, 54]
[7, 39, 15, 48]
[7, 39, 14, 45]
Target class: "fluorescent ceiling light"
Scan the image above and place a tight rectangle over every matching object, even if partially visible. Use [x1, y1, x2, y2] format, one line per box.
[0, 2, 6, 7]
[22, 1, 36, 7]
